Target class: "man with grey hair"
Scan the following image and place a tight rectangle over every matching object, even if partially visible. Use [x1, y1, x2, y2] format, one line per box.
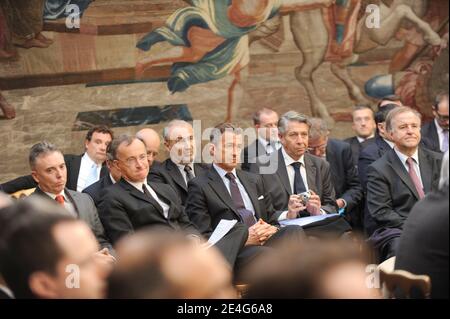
[367, 107, 443, 261]
[421, 92, 449, 153]
[249, 111, 351, 237]
[29, 141, 113, 252]
[308, 118, 363, 230]
[242, 108, 281, 171]
[395, 151, 449, 299]
[149, 120, 209, 205]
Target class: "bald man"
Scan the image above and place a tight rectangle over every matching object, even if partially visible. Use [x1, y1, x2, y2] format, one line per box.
[136, 128, 161, 168]
[149, 120, 209, 205]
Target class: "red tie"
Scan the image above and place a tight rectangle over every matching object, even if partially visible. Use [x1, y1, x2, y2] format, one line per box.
[406, 158, 425, 199]
[55, 195, 65, 206]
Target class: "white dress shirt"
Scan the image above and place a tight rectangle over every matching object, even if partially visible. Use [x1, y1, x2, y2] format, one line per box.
[258, 136, 281, 155]
[0, 285, 14, 299]
[128, 180, 170, 219]
[435, 119, 448, 152]
[213, 164, 256, 217]
[357, 135, 374, 144]
[394, 148, 424, 187]
[281, 147, 309, 193]
[44, 190, 77, 217]
[77, 153, 102, 192]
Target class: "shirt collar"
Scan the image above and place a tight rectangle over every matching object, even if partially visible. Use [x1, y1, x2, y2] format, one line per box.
[434, 118, 446, 133]
[44, 189, 66, 201]
[281, 147, 305, 167]
[109, 174, 117, 184]
[213, 163, 237, 179]
[0, 285, 14, 299]
[357, 135, 374, 144]
[383, 138, 396, 149]
[82, 152, 100, 168]
[394, 147, 420, 166]
[176, 162, 194, 172]
[127, 180, 147, 193]
[258, 136, 280, 148]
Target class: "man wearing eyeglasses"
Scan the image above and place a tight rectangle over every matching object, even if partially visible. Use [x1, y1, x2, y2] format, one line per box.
[98, 135, 249, 269]
[308, 118, 363, 230]
[421, 92, 449, 154]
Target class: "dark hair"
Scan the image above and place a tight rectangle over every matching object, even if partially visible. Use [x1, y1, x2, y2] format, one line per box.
[432, 92, 449, 112]
[29, 141, 62, 169]
[85, 125, 114, 142]
[107, 134, 140, 161]
[0, 198, 76, 299]
[375, 104, 398, 125]
[352, 105, 375, 120]
[377, 94, 403, 110]
[210, 123, 243, 145]
[252, 108, 277, 126]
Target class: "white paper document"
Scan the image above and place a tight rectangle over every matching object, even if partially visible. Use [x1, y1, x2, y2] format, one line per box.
[279, 214, 340, 227]
[205, 219, 238, 248]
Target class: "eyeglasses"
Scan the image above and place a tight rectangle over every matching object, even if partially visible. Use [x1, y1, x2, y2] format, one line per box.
[435, 112, 449, 122]
[116, 154, 148, 167]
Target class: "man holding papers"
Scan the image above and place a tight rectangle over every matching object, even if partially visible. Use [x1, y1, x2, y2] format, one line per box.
[186, 123, 305, 278]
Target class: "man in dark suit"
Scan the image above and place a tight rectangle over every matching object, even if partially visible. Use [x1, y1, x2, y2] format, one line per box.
[421, 92, 449, 153]
[395, 174, 449, 298]
[344, 105, 376, 166]
[241, 108, 281, 171]
[1, 125, 113, 193]
[98, 135, 248, 268]
[249, 111, 351, 237]
[148, 120, 209, 205]
[186, 123, 305, 278]
[308, 118, 363, 230]
[367, 107, 443, 261]
[27, 142, 113, 252]
[358, 104, 399, 235]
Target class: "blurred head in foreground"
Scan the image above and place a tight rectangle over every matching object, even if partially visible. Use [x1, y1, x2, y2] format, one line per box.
[245, 238, 380, 299]
[108, 228, 236, 299]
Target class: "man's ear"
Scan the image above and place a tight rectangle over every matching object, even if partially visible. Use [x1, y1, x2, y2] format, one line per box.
[31, 170, 40, 184]
[209, 143, 215, 157]
[29, 272, 59, 299]
[84, 139, 90, 151]
[164, 140, 171, 153]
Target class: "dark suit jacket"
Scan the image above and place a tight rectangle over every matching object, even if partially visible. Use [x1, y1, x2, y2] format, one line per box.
[185, 167, 280, 237]
[241, 139, 267, 172]
[249, 149, 338, 218]
[32, 187, 113, 251]
[366, 147, 442, 230]
[421, 120, 441, 153]
[1, 154, 108, 194]
[358, 135, 392, 191]
[98, 178, 198, 244]
[395, 187, 449, 299]
[148, 159, 209, 205]
[327, 139, 363, 213]
[344, 136, 375, 167]
[82, 174, 114, 207]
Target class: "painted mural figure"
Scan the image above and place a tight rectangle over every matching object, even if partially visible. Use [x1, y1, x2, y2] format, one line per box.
[135, 0, 335, 121]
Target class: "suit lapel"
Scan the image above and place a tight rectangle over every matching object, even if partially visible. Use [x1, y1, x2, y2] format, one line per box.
[275, 149, 292, 195]
[64, 189, 80, 216]
[208, 168, 240, 216]
[236, 171, 261, 219]
[387, 150, 420, 199]
[304, 154, 318, 194]
[166, 159, 187, 191]
[120, 179, 164, 215]
[418, 148, 433, 193]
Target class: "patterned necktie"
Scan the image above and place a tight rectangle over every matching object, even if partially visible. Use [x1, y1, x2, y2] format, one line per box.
[184, 165, 195, 183]
[55, 195, 65, 206]
[225, 173, 256, 228]
[442, 129, 449, 153]
[291, 162, 307, 194]
[406, 158, 425, 199]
